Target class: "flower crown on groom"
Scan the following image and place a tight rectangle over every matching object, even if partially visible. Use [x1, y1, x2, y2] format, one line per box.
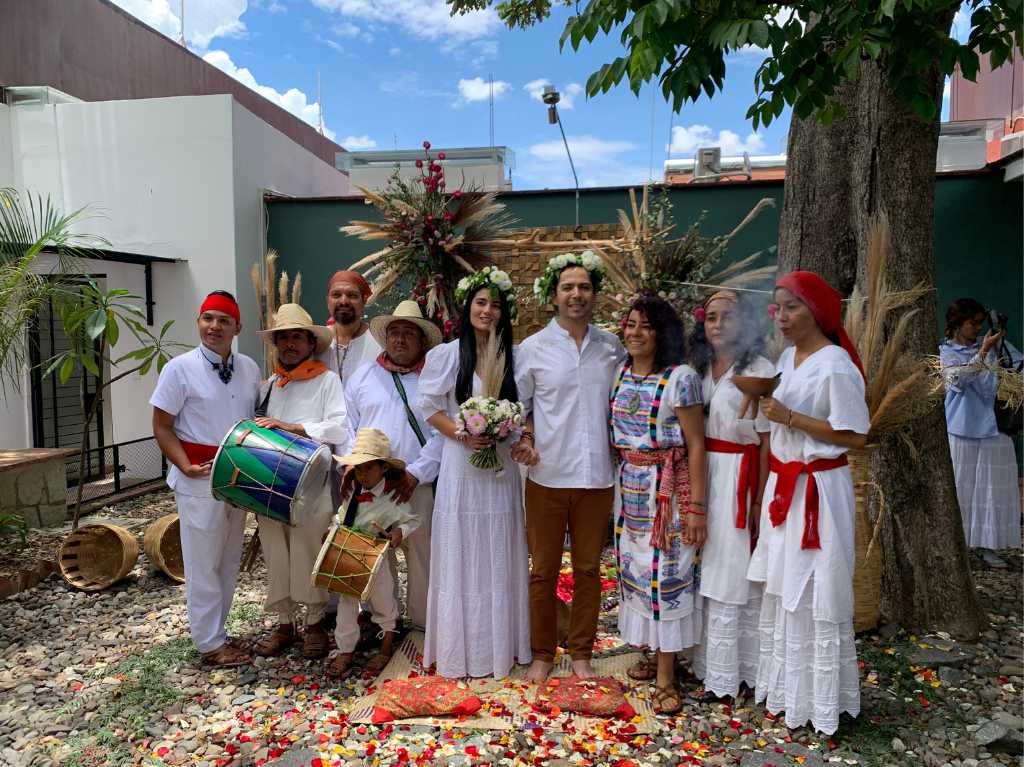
[532, 250, 606, 304]
[455, 266, 520, 323]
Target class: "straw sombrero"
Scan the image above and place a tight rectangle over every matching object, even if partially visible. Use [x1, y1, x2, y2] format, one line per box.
[334, 428, 406, 470]
[259, 303, 333, 355]
[369, 300, 443, 351]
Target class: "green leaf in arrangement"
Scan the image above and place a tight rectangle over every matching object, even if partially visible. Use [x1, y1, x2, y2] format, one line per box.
[85, 308, 107, 341]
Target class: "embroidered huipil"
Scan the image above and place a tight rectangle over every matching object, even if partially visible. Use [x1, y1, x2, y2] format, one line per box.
[516, 319, 626, 489]
[611, 364, 703, 639]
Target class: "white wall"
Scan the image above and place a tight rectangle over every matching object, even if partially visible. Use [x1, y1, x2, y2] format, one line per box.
[349, 161, 508, 192]
[0, 103, 13, 187]
[229, 100, 348, 362]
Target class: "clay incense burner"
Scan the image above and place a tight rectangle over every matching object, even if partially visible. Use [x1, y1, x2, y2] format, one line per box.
[731, 373, 781, 419]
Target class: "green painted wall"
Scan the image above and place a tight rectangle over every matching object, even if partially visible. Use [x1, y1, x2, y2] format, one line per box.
[266, 171, 1022, 349]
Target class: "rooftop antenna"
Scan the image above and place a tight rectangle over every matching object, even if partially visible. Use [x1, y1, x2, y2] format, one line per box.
[317, 71, 325, 136]
[179, 0, 186, 45]
[489, 73, 495, 146]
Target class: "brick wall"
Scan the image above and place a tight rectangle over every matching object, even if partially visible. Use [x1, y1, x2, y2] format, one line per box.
[491, 223, 622, 340]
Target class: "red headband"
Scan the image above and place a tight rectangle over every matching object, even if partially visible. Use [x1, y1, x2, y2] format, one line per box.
[199, 294, 240, 324]
[328, 270, 372, 300]
[776, 271, 865, 379]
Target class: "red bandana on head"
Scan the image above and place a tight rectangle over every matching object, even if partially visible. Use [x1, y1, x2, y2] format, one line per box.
[199, 293, 240, 324]
[328, 270, 372, 300]
[776, 271, 865, 379]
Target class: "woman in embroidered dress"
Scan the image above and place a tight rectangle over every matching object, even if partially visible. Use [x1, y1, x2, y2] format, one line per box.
[748, 271, 869, 735]
[612, 295, 707, 715]
[418, 269, 532, 678]
[940, 298, 1022, 557]
[689, 290, 773, 702]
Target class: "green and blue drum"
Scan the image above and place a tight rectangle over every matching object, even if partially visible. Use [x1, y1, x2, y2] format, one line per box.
[210, 420, 332, 525]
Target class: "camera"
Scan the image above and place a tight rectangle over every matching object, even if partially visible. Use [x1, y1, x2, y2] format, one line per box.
[988, 309, 1008, 333]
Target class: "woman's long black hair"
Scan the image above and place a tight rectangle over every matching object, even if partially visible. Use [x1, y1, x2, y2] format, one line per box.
[456, 285, 519, 404]
[625, 295, 686, 370]
[689, 293, 767, 377]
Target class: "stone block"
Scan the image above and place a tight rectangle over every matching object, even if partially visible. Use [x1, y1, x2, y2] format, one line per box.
[14, 505, 41, 528]
[16, 468, 44, 507]
[45, 463, 67, 505]
[37, 502, 66, 527]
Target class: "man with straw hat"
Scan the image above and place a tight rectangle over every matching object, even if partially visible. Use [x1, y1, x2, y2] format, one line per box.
[151, 291, 262, 667]
[251, 303, 349, 660]
[340, 300, 443, 642]
[328, 428, 421, 677]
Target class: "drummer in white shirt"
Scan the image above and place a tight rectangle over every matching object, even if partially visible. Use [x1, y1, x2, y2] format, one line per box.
[251, 304, 348, 661]
[151, 291, 261, 667]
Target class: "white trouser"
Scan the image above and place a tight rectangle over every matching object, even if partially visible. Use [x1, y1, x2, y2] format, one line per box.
[257, 491, 334, 627]
[334, 556, 398, 654]
[176, 493, 247, 653]
[389, 484, 433, 630]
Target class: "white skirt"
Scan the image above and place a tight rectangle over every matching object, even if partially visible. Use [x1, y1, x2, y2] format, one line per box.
[693, 586, 762, 698]
[618, 596, 702, 654]
[754, 582, 860, 735]
[949, 433, 1022, 550]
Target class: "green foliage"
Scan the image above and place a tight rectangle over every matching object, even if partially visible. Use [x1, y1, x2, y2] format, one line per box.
[0, 188, 105, 393]
[0, 512, 28, 544]
[448, 0, 1023, 125]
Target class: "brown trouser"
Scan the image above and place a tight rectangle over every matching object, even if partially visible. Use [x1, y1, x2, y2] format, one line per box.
[525, 479, 614, 662]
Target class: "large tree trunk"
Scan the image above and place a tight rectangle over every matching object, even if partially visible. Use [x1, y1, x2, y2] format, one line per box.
[778, 53, 982, 639]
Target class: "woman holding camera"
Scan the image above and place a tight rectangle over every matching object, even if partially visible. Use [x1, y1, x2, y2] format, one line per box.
[940, 298, 1022, 556]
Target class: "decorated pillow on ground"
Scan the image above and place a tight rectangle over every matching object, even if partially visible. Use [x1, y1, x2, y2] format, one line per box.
[371, 676, 483, 723]
[531, 676, 636, 719]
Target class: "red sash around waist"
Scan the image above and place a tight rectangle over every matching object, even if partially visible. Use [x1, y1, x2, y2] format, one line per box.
[180, 440, 218, 465]
[619, 446, 688, 551]
[768, 453, 848, 550]
[706, 437, 760, 530]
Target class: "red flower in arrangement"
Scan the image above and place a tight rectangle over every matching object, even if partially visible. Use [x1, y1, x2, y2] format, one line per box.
[415, 159, 423, 168]
[423, 140, 431, 150]
[443, 211, 454, 221]
[438, 151, 447, 160]
[692, 306, 707, 323]
[453, 190, 463, 199]
[767, 303, 779, 319]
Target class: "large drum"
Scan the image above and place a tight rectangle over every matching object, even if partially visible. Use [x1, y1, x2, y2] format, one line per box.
[211, 419, 332, 526]
[312, 523, 389, 601]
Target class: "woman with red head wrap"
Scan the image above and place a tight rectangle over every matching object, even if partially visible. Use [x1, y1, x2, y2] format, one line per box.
[746, 271, 869, 734]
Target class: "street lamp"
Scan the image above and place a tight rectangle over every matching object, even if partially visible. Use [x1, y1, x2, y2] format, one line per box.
[542, 85, 581, 236]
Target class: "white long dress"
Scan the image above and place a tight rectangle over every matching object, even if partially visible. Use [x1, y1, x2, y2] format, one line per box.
[747, 345, 869, 735]
[611, 364, 704, 652]
[693, 356, 773, 698]
[417, 340, 532, 678]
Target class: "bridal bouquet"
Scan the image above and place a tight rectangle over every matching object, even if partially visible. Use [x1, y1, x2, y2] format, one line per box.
[455, 396, 523, 474]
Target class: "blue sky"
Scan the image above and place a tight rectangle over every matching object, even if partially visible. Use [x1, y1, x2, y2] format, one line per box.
[112, 1, 958, 190]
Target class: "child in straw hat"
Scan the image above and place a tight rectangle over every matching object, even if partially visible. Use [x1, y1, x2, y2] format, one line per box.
[326, 428, 419, 678]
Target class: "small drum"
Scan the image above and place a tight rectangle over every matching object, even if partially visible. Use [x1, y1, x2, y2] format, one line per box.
[210, 419, 332, 526]
[312, 522, 389, 601]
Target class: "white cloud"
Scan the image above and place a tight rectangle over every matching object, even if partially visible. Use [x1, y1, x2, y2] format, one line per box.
[669, 124, 766, 155]
[309, 0, 499, 43]
[322, 37, 343, 51]
[457, 77, 510, 103]
[380, 71, 452, 99]
[519, 135, 650, 188]
[389, 46, 402, 56]
[524, 79, 584, 109]
[332, 20, 361, 37]
[341, 135, 377, 150]
[268, 0, 287, 12]
[110, 0, 247, 49]
[203, 50, 336, 140]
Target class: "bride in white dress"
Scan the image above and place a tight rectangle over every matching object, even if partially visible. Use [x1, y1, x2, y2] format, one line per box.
[417, 270, 533, 678]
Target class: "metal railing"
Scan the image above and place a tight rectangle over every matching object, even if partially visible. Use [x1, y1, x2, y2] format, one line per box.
[65, 436, 167, 504]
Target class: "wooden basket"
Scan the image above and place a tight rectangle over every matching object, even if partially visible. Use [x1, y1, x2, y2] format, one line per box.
[59, 523, 139, 592]
[144, 513, 185, 583]
[850, 448, 882, 632]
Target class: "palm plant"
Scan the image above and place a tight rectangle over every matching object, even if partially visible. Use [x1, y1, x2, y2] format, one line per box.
[0, 188, 102, 392]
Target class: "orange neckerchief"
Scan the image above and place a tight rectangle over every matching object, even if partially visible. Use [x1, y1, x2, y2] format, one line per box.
[274, 358, 328, 387]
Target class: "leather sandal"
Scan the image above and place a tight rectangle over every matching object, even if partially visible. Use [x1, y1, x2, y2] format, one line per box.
[302, 624, 329, 659]
[326, 652, 354, 679]
[652, 683, 683, 715]
[365, 631, 396, 674]
[253, 625, 297, 657]
[201, 643, 251, 668]
[627, 653, 657, 681]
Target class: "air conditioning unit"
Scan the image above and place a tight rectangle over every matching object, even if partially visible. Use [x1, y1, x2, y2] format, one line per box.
[693, 147, 722, 181]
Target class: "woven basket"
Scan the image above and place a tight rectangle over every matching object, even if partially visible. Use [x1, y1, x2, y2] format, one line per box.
[59, 523, 139, 592]
[144, 514, 185, 583]
[850, 448, 883, 632]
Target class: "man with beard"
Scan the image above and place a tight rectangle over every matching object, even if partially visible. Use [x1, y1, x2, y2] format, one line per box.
[318, 270, 381, 384]
[151, 291, 262, 667]
[328, 301, 443, 677]
[251, 304, 348, 660]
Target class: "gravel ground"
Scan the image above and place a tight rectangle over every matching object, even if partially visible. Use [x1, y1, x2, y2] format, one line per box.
[0, 490, 1020, 767]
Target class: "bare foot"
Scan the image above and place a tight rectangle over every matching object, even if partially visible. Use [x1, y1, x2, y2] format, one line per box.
[572, 658, 597, 678]
[525, 659, 553, 683]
